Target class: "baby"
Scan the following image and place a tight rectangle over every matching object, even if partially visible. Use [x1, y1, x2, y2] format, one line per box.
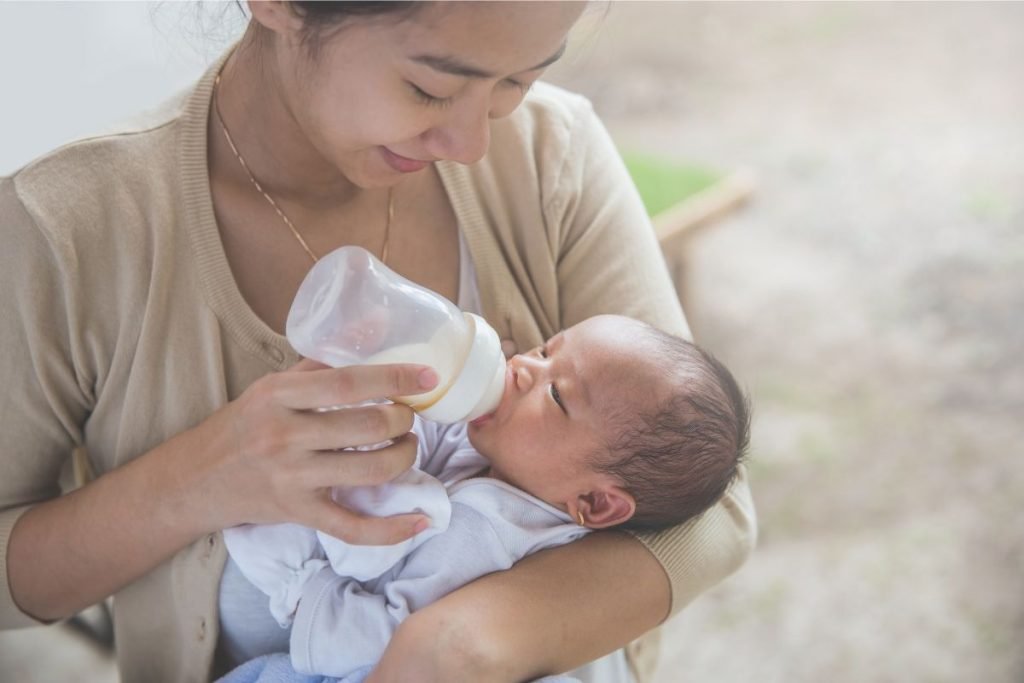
[221, 314, 750, 681]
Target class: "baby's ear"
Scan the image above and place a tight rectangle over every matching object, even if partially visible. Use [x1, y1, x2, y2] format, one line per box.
[577, 486, 635, 529]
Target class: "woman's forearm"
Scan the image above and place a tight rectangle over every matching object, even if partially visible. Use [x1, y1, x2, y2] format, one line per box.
[5, 362, 437, 623]
[371, 531, 670, 682]
[6, 429, 214, 622]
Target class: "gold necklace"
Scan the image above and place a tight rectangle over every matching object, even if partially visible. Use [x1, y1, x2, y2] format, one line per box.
[212, 74, 394, 264]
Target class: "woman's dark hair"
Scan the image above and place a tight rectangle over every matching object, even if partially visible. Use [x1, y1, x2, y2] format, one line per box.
[289, 1, 418, 24]
[288, 1, 420, 58]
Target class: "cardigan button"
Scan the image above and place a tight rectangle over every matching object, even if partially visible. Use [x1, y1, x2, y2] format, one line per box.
[203, 533, 216, 559]
[264, 345, 285, 364]
[198, 617, 207, 642]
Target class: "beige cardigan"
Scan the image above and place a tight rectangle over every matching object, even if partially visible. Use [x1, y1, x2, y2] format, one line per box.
[0, 51, 756, 681]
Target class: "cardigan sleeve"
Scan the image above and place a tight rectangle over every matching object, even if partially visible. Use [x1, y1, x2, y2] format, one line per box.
[0, 177, 92, 628]
[543, 98, 758, 617]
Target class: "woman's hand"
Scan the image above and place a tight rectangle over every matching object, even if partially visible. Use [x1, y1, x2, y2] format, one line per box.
[6, 358, 438, 623]
[180, 358, 438, 545]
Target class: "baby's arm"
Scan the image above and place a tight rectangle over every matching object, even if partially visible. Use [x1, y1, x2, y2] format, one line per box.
[290, 504, 513, 677]
[223, 522, 328, 626]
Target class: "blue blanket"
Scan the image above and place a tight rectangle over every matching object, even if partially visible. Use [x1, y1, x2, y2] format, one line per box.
[217, 654, 369, 683]
[218, 653, 581, 683]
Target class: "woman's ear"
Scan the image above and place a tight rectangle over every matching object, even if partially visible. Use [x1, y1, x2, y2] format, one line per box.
[248, 1, 305, 37]
[576, 487, 636, 529]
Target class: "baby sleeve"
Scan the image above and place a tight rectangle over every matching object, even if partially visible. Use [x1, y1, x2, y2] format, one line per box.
[290, 502, 513, 677]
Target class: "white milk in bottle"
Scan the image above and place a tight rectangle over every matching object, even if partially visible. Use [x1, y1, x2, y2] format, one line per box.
[286, 246, 505, 423]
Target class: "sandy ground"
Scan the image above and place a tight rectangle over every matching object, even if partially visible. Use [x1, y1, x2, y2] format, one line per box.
[2, 3, 1022, 682]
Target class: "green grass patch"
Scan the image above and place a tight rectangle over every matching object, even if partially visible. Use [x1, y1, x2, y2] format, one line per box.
[622, 151, 721, 217]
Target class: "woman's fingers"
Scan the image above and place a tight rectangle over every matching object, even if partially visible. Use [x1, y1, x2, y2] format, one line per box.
[308, 497, 427, 546]
[273, 363, 439, 411]
[215, 361, 435, 532]
[291, 402, 416, 450]
[308, 432, 420, 488]
[290, 357, 330, 372]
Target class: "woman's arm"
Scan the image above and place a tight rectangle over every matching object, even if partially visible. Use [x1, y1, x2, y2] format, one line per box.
[4, 360, 436, 623]
[1, 177, 449, 626]
[370, 473, 756, 682]
[0, 182, 441, 624]
[369, 532, 669, 682]
[369, 474, 757, 682]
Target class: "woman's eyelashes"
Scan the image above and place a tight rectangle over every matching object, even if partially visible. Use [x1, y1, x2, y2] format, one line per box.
[407, 82, 454, 109]
[505, 78, 532, 95]
[408, 77, 531, 110]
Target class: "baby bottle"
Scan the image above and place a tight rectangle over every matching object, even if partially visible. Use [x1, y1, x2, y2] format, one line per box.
[286, 246, 506, 424]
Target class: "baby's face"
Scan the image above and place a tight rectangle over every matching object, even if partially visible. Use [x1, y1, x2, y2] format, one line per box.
[467, 315, 657, 508]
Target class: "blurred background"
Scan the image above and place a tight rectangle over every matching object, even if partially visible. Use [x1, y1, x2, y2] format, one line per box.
[2, 2, 1022, 681]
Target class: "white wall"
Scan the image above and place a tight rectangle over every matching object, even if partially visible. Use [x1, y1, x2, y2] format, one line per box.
[0, 1, 246, 175]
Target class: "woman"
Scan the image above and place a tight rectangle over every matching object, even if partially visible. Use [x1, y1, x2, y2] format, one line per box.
[0, 2, 756, 681]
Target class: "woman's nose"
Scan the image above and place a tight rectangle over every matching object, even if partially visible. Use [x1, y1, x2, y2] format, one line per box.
[424, 100, 492, 165]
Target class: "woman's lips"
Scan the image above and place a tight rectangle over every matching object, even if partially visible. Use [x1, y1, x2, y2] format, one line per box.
[380, 147, 431, 173]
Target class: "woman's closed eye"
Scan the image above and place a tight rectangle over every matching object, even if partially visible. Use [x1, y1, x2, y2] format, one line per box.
[504, 78, 533, 96]
[410, 78, 530, 109]
[407, 82, 454, 109]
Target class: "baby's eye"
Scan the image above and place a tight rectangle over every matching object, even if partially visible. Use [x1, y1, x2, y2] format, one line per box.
[549, 383, 567, 414]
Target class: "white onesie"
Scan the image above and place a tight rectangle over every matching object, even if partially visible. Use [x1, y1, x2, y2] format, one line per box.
[223, 418, 589, 678]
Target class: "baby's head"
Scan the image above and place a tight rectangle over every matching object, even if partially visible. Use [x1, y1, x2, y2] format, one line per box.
[467, 315, 750, 531]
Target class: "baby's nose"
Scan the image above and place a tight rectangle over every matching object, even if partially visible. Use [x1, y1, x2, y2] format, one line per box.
[509, 356, 537, 391]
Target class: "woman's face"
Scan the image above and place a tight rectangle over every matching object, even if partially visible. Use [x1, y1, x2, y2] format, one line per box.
[270, 2, 585, 188]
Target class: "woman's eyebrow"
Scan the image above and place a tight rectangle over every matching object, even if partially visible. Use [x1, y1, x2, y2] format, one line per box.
[410, 41, 567, 79]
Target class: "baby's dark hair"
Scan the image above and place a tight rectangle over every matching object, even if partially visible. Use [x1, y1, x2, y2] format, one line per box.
[596, 326, 751, 532]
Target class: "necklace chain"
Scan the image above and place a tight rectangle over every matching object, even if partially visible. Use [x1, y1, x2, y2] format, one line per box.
[212, 74, 393, 264]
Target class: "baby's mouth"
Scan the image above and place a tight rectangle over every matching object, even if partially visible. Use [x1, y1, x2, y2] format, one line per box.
[469, 412, 493, 427]
[470, 364, 513, 427]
